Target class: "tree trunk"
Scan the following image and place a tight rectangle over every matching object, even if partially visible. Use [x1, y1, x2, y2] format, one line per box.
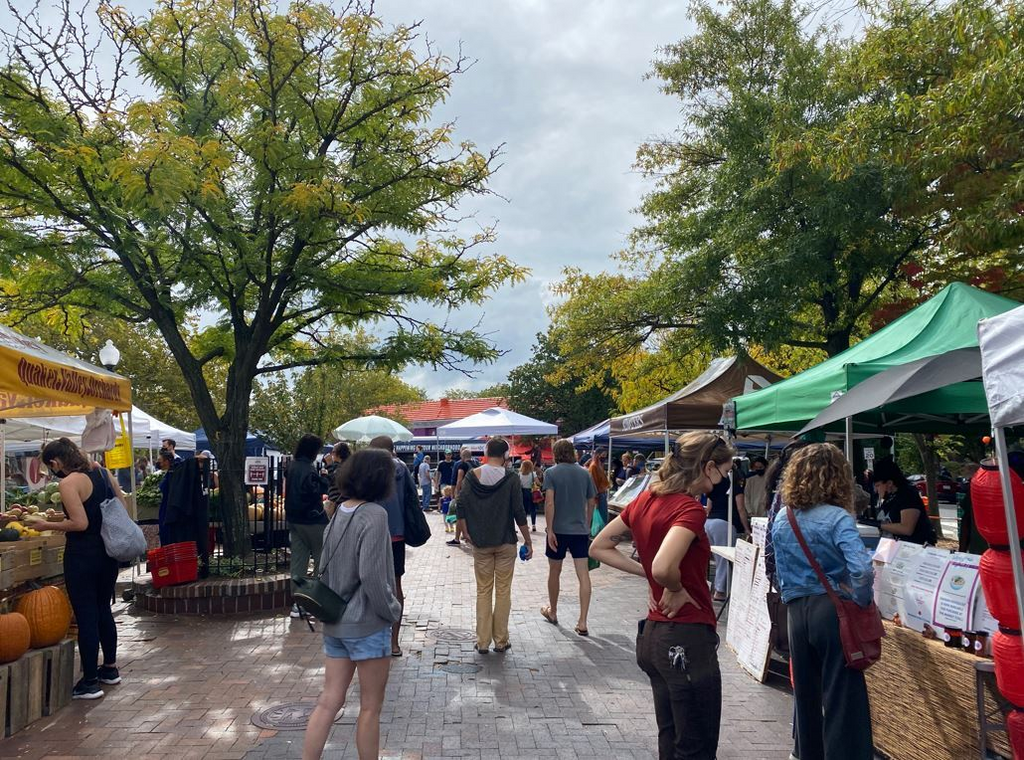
[912, 433, 944, 540]
[211, 430, 250, 558]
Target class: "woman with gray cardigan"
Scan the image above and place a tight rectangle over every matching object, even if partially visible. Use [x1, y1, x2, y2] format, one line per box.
[303, 448, 402, 760]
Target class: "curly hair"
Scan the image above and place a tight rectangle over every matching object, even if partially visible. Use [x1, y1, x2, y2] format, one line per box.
[780, 443, 854, 512]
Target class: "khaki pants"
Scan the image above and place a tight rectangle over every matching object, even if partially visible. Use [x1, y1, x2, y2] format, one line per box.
[289, 523, 325, 595]
[473, 544, 517, 649]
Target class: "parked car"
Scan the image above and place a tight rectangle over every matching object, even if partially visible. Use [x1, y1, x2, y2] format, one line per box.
[908, 473, 960, 503]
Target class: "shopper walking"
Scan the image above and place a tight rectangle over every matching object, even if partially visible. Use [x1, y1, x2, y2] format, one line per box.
[368, 436, 419, 657]
[447, 447, 474, 546]
[286, 434, 330, 618]
[454, 438, 534, 653]
[588, 449, 611, 525]
[540, 439, 597, 636]
[418, 455, 432, 511]
[590, 432, 733, 760]
[772, 443, 875, 760]
[302, 448, 402, 760]
[518, 459, 540, 531]
[41, 438, 125, 700]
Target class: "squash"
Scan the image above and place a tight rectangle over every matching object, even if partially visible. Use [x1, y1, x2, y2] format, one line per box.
[0, 612, 31, 663]
[15, 586, 72, 648]
[0, 527, 20, 542]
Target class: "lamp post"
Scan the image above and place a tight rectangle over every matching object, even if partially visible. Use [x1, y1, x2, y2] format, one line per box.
[98, 339, 121, 371]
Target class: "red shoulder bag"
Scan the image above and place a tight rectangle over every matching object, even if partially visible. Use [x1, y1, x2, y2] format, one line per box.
[787, 509, 884, 670]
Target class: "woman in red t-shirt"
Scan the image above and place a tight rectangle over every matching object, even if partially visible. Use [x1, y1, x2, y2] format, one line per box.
[591, 431, 736, 760]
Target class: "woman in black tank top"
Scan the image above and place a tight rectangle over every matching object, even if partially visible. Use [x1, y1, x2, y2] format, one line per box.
[41, 438, 124, 700]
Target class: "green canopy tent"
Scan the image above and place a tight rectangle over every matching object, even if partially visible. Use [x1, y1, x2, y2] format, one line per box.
[732, 283, 1020, 435]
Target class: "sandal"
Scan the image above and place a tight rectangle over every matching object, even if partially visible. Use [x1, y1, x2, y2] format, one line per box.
[574, 626, 589, 637]
[391, 647, 403, 657]
[540, 606, 558, 625]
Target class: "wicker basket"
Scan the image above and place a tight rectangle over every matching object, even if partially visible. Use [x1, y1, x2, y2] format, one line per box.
[866, 621, 1012, 760]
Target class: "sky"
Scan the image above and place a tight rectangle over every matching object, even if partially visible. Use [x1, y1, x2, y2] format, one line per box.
[376, 0, 695, 397]
[0, 0, 696, 399]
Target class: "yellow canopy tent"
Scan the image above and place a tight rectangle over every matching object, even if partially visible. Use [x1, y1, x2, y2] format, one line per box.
[0, 324, 133, 512]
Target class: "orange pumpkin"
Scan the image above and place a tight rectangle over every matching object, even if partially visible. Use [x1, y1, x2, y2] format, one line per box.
[0, 612, 31, 663]
[15, 586, 72, 648]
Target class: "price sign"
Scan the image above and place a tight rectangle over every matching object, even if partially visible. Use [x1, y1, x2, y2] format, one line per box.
[864, 446, 875, 462]
[245, 456, 270, 486]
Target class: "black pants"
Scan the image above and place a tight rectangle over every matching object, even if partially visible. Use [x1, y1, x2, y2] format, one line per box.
[64, 537, 119, 682]
[522, 489, 537, 526]
[787, 594, 873, 760]
[636, 620, 721, 760]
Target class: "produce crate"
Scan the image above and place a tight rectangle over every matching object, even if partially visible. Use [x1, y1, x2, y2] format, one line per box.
[8, 535, 66, 585]
[1, 639, 75, 738]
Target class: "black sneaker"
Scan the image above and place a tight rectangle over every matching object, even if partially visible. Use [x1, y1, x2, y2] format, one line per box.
[72, 678, 104, 700]
[446, 539, 460, 546]
[98, 666, 121, 685]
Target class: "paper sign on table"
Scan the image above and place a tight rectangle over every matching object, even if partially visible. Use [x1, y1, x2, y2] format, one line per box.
[901, 546, 949, 631]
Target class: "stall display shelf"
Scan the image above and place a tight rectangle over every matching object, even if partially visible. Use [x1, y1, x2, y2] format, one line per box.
[0, 534, 65, 591]
[0, 639, 75, 738]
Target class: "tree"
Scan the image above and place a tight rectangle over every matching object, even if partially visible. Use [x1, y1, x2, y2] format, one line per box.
[551, 0, 937, 370]
[440, 383, 510, 400]
[818, 0, 1024, 290]
[250, 363, 424, 453]
[0, 1, 523, 555]
[506, 334, 616, 436]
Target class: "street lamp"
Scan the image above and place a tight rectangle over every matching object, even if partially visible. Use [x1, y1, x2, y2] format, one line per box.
[99, 339, 121, 371]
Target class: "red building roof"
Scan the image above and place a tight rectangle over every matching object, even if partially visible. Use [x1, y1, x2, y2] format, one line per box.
[367, 397, 509, 427]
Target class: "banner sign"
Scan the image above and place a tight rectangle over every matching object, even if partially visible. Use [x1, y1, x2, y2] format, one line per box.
[245, 457, 270, 486]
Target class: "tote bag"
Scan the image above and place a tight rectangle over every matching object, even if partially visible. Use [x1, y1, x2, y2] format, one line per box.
[98, 468, 148, 561]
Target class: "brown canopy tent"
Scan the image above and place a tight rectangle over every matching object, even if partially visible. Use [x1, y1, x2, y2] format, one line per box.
[609, 355, 783, 438]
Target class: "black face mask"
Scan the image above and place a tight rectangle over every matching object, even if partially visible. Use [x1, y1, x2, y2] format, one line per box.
[750, 469, 765, 477]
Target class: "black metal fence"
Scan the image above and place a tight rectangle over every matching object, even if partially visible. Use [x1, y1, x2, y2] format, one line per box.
[206, 457, 292, 577]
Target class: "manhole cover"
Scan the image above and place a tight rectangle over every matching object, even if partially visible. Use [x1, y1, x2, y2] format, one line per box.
[251, 703, 344, 730]
[438, 662, 482, 674]
[431, 627, 477, 643]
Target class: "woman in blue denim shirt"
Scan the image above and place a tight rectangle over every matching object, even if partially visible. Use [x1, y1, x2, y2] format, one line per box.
[772, 443, 874, 760]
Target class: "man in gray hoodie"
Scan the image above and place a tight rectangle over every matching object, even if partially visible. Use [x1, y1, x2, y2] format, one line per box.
[455, 437, 533, 653]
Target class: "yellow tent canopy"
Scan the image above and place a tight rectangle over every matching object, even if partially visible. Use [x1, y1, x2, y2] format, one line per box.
[0, 324, 131, 417]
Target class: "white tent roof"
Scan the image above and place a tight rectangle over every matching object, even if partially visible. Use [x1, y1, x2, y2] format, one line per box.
[437, 407, 557, 438]
[129, 407, 197, 451]
[979, 304, 1024, 428]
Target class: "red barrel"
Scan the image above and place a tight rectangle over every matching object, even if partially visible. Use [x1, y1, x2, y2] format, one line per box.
[1008, 709, 1024, 760]
[980, 549, 1024, 626]
[971, 464, 1024, 546]
[993, 630, 1024, 708]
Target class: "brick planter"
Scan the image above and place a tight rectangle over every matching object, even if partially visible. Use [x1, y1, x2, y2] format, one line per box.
[131, 573, 292, 615]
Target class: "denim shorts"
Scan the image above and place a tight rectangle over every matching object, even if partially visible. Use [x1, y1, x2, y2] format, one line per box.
[323, 627, 391, 661]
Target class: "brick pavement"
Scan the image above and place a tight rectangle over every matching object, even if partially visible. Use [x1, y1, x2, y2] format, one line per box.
[1, 512, 795, 759]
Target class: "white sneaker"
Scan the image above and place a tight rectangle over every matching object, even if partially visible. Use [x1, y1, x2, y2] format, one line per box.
[290, 603, 302, 618]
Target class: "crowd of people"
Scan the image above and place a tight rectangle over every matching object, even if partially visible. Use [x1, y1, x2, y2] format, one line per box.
[33, 427, 956, 760]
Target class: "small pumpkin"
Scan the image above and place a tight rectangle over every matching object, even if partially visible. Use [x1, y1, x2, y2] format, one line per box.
[0, 612, 31, 663]
[15, 585, 72, 648]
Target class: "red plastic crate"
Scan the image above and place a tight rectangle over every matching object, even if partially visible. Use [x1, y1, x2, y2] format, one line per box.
[147, 541, 198, 589]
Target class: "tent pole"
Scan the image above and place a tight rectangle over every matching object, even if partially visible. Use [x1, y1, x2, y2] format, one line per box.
[664, 430, 670, 457]
[608, 435, 614, 480]
[1, 420, 6, 513]
[765, 435, 771, 458]
[726, 430, 735, 548]
[845, 417, 853, 460]
[993, 426, 1024, 637]
[127, 411, 138, 520]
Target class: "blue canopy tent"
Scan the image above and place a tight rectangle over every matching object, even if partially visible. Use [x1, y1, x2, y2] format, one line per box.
[193, 429, 279, 457]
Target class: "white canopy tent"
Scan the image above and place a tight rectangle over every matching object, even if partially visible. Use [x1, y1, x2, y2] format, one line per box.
[129, 407, 196, 455]
[978, 304, 1024, 638]
[437, 407, 557, 438]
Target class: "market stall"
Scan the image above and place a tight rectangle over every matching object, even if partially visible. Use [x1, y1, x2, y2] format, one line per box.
[0, 324, 133, 738]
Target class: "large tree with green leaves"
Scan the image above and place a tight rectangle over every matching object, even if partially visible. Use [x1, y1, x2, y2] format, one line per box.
[552, 0, 936, 367]
[0, 0, 522, 554]
[817, 0, 1023, 291]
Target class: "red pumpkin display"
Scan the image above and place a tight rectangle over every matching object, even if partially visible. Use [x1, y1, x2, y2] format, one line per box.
[0, 612, 31, 663]
[15, 585, 72, 648]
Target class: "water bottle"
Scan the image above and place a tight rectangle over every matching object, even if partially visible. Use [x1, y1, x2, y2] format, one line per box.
[519, 544, 530, 562]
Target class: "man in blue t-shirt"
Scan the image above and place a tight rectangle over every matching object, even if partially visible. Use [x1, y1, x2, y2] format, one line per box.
[540, 439, 597, 635]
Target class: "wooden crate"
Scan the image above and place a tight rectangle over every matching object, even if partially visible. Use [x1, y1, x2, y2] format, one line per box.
[2, 639, 75, 738]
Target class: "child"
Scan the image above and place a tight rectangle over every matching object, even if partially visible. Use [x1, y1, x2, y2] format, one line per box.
[440, 486, 455, 533]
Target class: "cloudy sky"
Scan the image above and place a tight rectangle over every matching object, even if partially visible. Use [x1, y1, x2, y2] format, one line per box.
[377, 0, 695, 396]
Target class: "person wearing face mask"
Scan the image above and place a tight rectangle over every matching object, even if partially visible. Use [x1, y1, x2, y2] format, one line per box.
[704, 459, 748, 601]
[590, 432, 734, 760]
[40, 438, 127, 700]
[872, 458, 936, 545]
[743, 456, 769, 518]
